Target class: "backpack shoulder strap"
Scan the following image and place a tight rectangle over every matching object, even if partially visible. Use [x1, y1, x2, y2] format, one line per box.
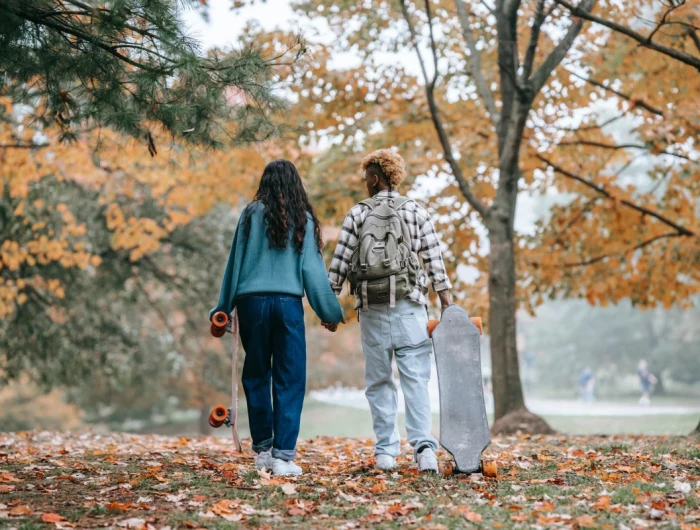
[359, 198, 377, 211]
[391, 196, 412, 211]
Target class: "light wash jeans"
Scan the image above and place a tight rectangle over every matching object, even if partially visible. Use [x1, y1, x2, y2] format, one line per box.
[359, 299, 438, 460]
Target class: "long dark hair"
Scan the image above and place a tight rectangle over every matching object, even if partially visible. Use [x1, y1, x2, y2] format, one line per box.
[244, 159, 323, 253]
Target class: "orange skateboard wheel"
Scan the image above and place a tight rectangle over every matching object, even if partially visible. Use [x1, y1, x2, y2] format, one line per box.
[428, 316, 483, 337]
[209, 405, 228, 428]
[470, 317, 483, 335]
[482, 460, 497, 478]
[427, 319, 439, 337]
[212, 311, 228, 327]
[210, 311, 229, 337]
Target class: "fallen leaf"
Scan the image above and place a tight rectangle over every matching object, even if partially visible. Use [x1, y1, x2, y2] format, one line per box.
[593, 495, 611, 510]
[9, 505, 31, 516]
[576, 514, 597, 528]
[281, 483, 297, 495]
[106, 501, 132, 511]
[674, 481, 691, 494]
[0, 485, 15, 494]
[211, 499, 237, 516]
[466, 511, 483, 522]
[369, 481, 387, 493]
[42, 513, 64, 523]
[117, 517, 145, 528]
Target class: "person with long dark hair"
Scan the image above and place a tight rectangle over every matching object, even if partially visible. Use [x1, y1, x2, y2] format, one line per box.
[210, 159, 343, 476]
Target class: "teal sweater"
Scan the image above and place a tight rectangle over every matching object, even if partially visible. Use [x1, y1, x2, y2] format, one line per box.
[210, 202, 344, 324]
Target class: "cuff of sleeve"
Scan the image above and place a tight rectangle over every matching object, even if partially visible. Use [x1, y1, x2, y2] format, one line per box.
[432, 279, 452, 292]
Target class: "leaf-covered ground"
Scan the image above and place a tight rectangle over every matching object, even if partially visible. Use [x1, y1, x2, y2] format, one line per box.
[1, 432, 698, 529]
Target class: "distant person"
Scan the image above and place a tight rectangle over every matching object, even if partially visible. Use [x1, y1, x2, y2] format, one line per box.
[637, 360, 657, 407]
[578, 367, 596, 403]
[210, 159, 344, 476]
[327, 149, 452, 473]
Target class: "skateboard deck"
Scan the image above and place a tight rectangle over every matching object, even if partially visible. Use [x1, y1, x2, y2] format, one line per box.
[431, 305, 492, 474]
[208, 311, 243, 452]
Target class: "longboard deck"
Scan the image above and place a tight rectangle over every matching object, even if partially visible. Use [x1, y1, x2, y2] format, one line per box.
[432, 305, 491, 473]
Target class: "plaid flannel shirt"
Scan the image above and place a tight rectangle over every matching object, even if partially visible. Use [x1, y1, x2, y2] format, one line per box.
[328, 190, 452, 308]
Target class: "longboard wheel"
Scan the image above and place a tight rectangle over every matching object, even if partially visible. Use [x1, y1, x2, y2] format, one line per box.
[209, 405, 228, 428]
[482, 460, 497, 478]
[428, 316, 483, 337]
[470, 317, 483, 335]
[427, 319, 439, 338]
[210, 311, 229, 338]
[210, 323, 226, 338]
[212, 312, 229, 326]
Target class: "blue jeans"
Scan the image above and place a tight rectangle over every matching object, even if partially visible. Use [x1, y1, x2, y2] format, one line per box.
[237, 294, 306, 461]
[359, 299, 438, 460]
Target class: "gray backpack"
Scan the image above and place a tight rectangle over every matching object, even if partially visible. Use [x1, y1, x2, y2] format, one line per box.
[348, 196, 420, 310]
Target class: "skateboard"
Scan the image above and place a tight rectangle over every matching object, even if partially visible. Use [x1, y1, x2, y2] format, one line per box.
[428, 305, 497, 477]
[208, 310, 243, 452]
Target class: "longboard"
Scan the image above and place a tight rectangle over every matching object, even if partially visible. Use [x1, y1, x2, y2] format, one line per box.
[429, 305, 496, 476]
[208, 311, 243, 452]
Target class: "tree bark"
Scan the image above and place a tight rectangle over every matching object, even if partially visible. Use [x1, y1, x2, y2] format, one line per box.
[487, 210, 525, 419]
[692, 417, 700, 436]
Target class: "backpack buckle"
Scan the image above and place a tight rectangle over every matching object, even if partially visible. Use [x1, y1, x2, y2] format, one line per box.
[360, 264, 368, 273]
[383, 259, 390, 267]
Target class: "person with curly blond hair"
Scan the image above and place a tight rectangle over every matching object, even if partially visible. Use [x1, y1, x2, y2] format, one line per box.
[327, 149, 453, 473]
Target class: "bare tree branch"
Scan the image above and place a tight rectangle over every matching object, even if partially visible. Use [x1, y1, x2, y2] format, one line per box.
[454, 0, 500, 125]
[521, 0, 548, 82]
[400, 0, 489, 217]
[0, 143, 51, 149]
[538, 155, 697, 237]
[562, 231, 684, 267]
[556, 140, 696, 163]
[646, 1, 684, 43]
[553, 0, 700, 71]
[567, 70, 665, 116]
[531, 0, 597, 94]
[424, 0, 439, 90]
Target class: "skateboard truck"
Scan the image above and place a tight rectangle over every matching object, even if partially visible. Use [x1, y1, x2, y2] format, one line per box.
[429, 307, 497, 478]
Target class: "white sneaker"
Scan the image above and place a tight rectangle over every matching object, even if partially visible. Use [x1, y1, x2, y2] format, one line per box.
[375, 454, 397, 470]
[272, 458, 302, 476]
[417, 448, 438, 473]
[255, 450, 274, 470]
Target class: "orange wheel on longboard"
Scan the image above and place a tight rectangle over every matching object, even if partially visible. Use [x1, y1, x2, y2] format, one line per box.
[210, 311, 229, 338]
[470, 317, 483, 335]
[209, 405, 228, 428]
[482, 460, 498, 478]
[428, 319, 439, 337]
[427, 317, 483, 337]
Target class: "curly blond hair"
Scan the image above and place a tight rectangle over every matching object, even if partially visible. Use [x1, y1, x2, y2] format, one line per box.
[360, 149, 406, 188]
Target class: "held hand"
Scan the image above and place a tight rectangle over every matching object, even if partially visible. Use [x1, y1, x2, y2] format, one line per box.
[322, 319, 345, 332]
[322, 322, 338, 332]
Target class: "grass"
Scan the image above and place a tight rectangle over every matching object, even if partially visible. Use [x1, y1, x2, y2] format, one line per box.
[1, 432, 698, 529]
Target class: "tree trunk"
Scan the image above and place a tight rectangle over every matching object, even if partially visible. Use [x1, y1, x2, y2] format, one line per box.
[199, 404, 212, 435]
[692, 417, 700, 436]
[487, 99, 554, 435]
[487, 213, 524, 419]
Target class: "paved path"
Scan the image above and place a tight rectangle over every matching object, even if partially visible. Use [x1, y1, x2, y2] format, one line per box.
[310, 364, 700, 417]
